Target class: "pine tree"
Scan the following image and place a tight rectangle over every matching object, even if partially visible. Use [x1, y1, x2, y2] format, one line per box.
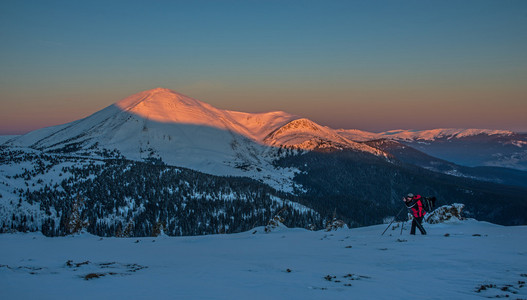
[67, 194, 89, 234]
[121, 217, 135, 237]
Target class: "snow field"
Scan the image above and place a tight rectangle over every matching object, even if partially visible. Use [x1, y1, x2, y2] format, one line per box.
[1, 219, 526, 299]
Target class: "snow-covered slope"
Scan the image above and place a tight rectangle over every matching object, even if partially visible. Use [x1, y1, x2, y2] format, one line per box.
[264, 118, 382, 154]
[226, 110, 299, 142]
[0, 135, 18, 144]
[1, 220, 526, 299]
[333, 129, 378, 142]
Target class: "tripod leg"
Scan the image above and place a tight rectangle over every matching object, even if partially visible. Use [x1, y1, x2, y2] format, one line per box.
[381, 218, 396, 235]
[381, 206, 406, 236]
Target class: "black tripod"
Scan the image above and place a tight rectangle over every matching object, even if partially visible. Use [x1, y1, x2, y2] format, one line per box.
[381, 206, 406, 235]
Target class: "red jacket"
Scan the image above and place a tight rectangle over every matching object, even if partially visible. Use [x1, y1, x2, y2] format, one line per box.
[405, 195, 426, 218]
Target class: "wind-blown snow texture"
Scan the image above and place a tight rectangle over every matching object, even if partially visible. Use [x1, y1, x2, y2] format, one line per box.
[1, 220, 526, 299]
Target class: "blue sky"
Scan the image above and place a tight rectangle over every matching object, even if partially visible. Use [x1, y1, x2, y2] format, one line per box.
[1, 0, 526, 134]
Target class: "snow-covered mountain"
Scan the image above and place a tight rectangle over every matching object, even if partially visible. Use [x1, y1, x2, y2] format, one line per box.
[2, 88, 383, 188]
[5, 90, 250, 178]
[6, 87, 282, 153]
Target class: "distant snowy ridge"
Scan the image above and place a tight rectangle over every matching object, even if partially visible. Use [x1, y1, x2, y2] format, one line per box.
[380, 128, 514, 141]
[338, 128, 515, 142]
[337, 127, 526, 171]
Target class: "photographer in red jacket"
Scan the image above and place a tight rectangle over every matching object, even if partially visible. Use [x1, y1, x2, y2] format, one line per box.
[403, 193, 427, 235]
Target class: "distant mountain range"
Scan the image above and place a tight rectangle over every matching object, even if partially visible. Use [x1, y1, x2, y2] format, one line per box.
[1, 88, 526, 235]
[344, 128, 527, 171]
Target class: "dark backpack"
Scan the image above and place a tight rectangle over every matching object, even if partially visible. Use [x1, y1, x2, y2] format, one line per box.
[422, 197, 436, 212]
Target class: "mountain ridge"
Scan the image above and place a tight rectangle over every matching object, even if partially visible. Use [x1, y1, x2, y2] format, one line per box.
[337, 128, 516, 142]
[3, 87, 525, 172]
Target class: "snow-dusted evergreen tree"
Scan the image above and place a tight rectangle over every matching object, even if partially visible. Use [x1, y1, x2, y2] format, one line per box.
[66, 194, 89, 235]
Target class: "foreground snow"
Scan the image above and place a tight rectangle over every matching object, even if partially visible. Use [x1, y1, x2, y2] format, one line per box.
[1, 220, 526, 299]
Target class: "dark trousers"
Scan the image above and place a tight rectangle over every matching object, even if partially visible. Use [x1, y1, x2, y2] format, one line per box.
[411, 217, 427, 235]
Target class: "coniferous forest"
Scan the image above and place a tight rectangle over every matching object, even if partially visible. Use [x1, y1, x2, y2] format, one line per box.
[1, 147, 527, 237]
[1, 150, 320, 236]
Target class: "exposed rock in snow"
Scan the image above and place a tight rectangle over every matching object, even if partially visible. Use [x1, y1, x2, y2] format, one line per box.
[425, 204, 465, 224]
[264, 215, 287, 233]
[264, 206, 292, 233]
[325, 219, 349, 231]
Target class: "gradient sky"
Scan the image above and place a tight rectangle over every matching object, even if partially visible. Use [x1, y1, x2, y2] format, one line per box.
[1, 0, 526, 134]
